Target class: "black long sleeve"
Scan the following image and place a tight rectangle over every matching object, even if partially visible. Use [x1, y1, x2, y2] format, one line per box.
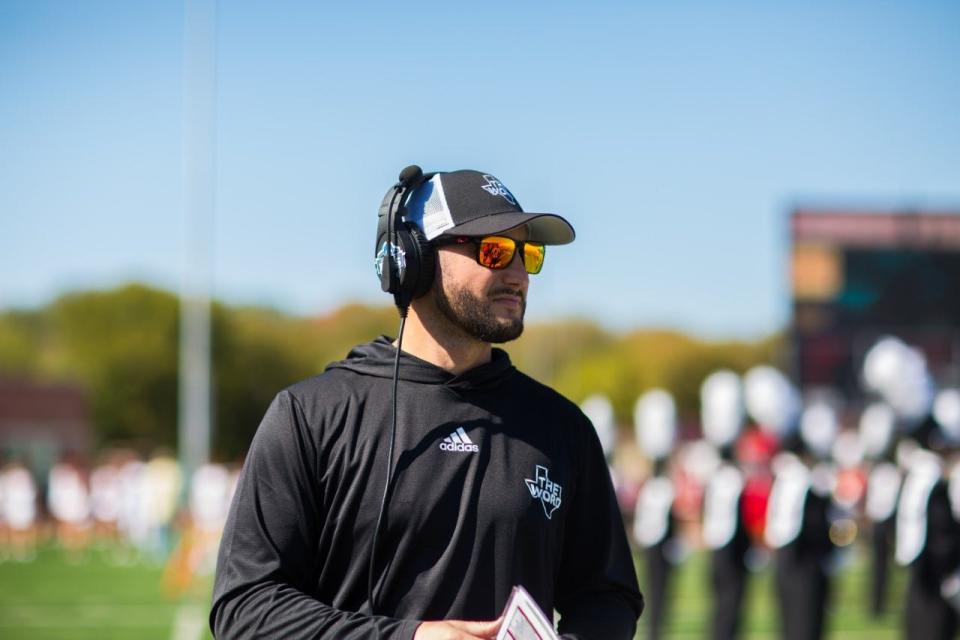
[210, 392, 421, 638]
[211, 339, 641, 639]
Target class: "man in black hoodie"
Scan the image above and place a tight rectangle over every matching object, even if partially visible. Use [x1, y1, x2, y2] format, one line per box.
[210, 168, 643, 639]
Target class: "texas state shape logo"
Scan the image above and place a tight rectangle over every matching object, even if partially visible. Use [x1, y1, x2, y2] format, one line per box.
[525, 465, 562, 519]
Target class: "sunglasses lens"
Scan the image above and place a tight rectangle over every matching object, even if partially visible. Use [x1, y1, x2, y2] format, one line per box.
[478, 237, 516, 270]
[474, 236, 546, 273]
[523, 243, 545, 274]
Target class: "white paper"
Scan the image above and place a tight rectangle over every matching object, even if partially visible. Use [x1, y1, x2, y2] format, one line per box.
[496, 585, 560, 640]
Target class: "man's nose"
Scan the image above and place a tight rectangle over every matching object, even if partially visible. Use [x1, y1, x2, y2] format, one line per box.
[502, 252, 529, 287]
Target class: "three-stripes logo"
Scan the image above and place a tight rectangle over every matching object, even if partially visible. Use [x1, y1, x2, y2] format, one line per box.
[439, 427, 479, 453]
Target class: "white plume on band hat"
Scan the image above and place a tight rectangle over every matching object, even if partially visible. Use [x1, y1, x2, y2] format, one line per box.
[859, 401, 897, 460]
[862, 336, 934, 427]
[862, 336, 908, 394]
[634, 389, 676, 461]
[800, 399, 839, 459]
[581, 394, 617, 460]
[700, 370, 744, 449]
[743, 365, 801, 439]
[934, 388, 960, 444]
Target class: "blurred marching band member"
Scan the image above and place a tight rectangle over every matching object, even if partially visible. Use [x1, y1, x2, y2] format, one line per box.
[736, 424, 777, 556]
[830, 425, 865, 520]
[896, 386, 960, 640]
[700, 370, 751, 640]
[741, 366, 792, 553]
[861, 336, 932, 620]
[860, 335, 960, 636]
[581, 393, 619, 481]
[767, 396, 838, 640]
[1, 458, 38, 561]
[744, 366, 837, 640]
[633, 388, 679, 640]
[858, 401, 899, 616]
[829, 429, 866, 515]
[827, 429, 866, 573]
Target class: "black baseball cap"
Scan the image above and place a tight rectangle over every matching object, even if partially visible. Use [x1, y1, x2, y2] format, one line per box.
[403, 170, 575, 245]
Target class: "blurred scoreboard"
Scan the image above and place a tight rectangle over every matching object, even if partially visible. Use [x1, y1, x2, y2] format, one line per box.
[790, 209, 960, 394]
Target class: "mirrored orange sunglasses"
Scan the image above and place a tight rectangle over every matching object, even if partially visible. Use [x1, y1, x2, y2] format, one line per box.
[434, 235, 546, 274]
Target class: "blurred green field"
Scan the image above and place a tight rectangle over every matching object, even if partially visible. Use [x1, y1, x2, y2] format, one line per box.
[0, 546, 214, 640]
[634, 547, 907, 639]
[0, 545, 906, 639]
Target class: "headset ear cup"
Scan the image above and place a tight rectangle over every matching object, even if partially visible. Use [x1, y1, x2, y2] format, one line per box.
[390, 226, 416, 302]
[374, 168, 436, 307]
[387, 224, 432, 307]
[408, 225, 435, 299]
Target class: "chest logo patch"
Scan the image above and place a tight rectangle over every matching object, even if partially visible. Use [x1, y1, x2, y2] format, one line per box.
[525, 465, 563, 519]
[439, 427, 479, 453]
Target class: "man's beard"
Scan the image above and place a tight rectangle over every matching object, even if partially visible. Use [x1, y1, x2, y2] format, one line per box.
[433, 282, 525, 343]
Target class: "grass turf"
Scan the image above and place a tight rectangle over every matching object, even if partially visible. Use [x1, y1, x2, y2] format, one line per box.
[0, 544, 907, 639]
[0, 545, 214, 640]
[635, 547, 907, 639]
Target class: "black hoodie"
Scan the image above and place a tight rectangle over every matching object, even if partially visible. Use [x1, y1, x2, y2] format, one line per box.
[211, 337, 643, 639]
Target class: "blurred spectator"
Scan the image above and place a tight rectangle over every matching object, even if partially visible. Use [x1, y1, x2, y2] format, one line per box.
[190, 462, 232, 572]
[163, 460, 236, 595]
[89, 450, 125, 547]
[144, 449, 181, 561]
[47, 452, 92, 560]
[1, 458, 38, 561]
[116, 454, 149, 561]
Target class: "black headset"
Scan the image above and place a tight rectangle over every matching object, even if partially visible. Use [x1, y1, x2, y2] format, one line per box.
[367, 165, 438, 621]
[375, 165, 437, 312]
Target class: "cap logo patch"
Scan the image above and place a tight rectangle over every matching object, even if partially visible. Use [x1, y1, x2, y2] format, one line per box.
[480, 175, 517, 206]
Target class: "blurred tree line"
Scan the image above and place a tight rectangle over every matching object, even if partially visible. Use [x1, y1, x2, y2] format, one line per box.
[0, 283, 784, 459]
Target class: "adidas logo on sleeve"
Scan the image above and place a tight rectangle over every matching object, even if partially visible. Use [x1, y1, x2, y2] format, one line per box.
[439, 427, 480, 453]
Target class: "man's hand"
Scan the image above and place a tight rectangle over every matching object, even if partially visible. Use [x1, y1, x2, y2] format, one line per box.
[414, 617, 502, 640]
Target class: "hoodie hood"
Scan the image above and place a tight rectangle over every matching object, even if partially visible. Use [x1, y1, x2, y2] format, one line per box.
[325, 336, 515, 393]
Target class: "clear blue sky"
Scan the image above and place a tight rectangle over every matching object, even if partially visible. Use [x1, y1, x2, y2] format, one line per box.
[2, 0, 958, 338]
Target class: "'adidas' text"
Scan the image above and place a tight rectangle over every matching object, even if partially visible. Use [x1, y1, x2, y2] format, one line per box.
[440, 427, 479, 453]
